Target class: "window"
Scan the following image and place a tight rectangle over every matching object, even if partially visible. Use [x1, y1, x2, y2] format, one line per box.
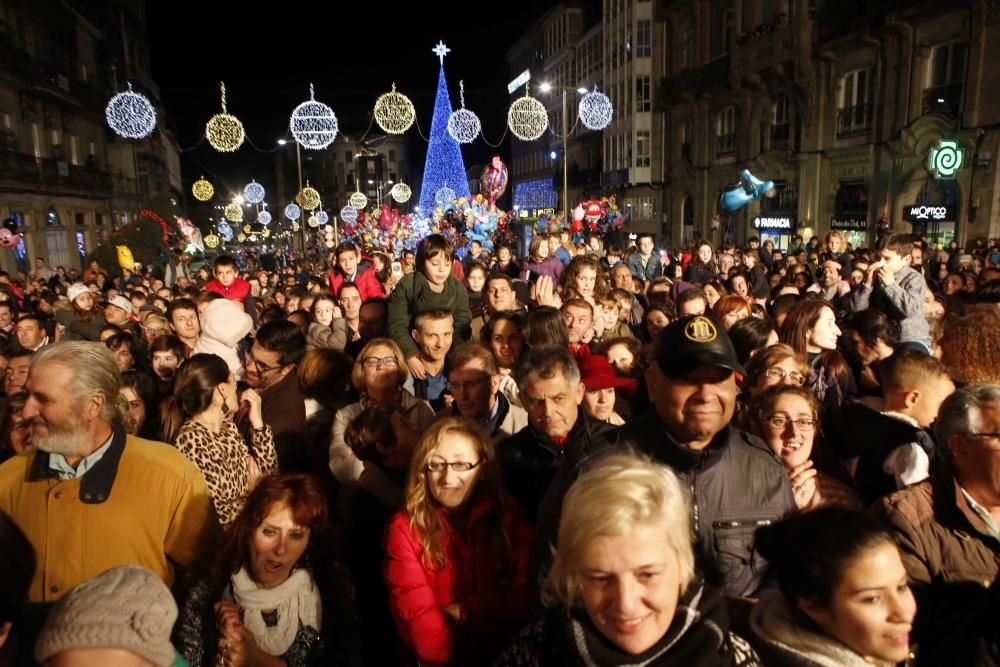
[75, 212, 85, 226]
[636, 20, 651, 57]
[80, 63, 88, 81]
[96, 213, 105, 226]
[635, 131, 651, 167]
[45, 231, 71, 268]
[838, 68, 874, 137]
[31, 123, 40, 158]
[344, 150, 352, 163]
[677, 25, 692, 70]
[636, 76, 651, 112]
[771, 97, 791, 149]
[721, 9, 734, 56]
[46, 205, 59, 226]
[716, 106, 736, 155]
[929, 41, 966, 87]
[388, 150, 396, 162]
[70, 135, 78, 165]
[1, 113, 9, 129]
[680, 119, 693, 159]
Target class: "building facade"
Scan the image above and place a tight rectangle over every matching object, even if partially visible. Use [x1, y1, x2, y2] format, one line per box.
[658, 0, 1000, 249]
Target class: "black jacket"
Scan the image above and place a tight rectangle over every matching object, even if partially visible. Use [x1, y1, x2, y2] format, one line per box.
[535, 412, 795, 598]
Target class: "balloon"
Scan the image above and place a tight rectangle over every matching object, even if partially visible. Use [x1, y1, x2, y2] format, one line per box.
[719, 168, 775, 213]
[480, 156, 509, 200]
[2, 217, 17, 233]
[584, 201, 603, 223]
[573, 205, 585, 222]
[0, 229, 17, 249]
[117, 245, 136, 271]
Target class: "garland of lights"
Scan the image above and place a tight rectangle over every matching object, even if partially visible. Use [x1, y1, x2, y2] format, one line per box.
[243, 180, 265, 205]
[105, 82, 157, 139]
[298, 184, 321, 211]
[507, 84, 548, 141]
[390, 182, 412, 203]
[349, 191, 368, 210]
[257, 210, 272, 225]
[447, 80, 481, 144]
[290, 83, 339, 149]
[340, 205, 358, 224]
[205, 82, 245, 152]
[373, 83, 416, 135]
[285, 203, 301, 220]
[224, 203, 244, 222]
[192, 176, 214, 202]
[578, 86, 613, 131]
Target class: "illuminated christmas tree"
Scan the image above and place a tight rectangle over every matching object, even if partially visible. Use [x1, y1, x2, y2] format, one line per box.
[418, 42, 471, 215]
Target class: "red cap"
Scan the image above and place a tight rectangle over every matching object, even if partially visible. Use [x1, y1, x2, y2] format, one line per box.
[578, 355, 638, 391]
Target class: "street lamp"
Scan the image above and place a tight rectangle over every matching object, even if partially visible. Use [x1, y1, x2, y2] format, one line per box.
[539, 82, 586, 226]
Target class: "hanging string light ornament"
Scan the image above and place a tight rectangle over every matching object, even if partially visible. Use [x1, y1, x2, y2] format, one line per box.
[508, 84, 548, 141]
[447, 80, 481, 144]
[204, 233, 220, 249]
[292, 221, 300, 232]
[191, 176, 214, 202]
[290, 83, 339, 149]
[307, 214, 320, 228]
[217, 221, 234, 242]
[390, 182, 412, 203]
[105, 82, 157, 139]
[205, 81, 245, 152]
[224, 203, 244, 222]
[285, 203, 301, 221]
[242, 224, 252, 234]
[243, 180, 265, 205]
[349, 191, 368, 210]
[316, 211, 329, 225]
[249, 234, 258, 242]
[262, 228, 271, 238]
[373, 83, 416, 135]
[298, 183, 321, 211]
[237, 233, 247, 242]
[435, 183, 456, 210]
[340, 205, 358, 224]
[578, 86, 614, 131]
[257, 210, 272, 225]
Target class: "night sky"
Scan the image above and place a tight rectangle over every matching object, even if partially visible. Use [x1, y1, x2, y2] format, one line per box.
[147, 1, 554, 206]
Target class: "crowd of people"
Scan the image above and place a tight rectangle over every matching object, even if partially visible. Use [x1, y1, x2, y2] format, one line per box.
[0, 227, 998, 666]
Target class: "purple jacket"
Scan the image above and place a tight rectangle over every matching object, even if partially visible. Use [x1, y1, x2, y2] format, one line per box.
[520, 256, 563, 281]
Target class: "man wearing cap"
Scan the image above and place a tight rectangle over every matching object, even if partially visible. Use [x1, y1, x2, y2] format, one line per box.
[438, 342, 528, 441]
[103, 295, 134, 329]
[536, 315, 794, 598]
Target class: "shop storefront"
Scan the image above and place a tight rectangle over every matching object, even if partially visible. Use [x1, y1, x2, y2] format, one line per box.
[902, 179, 959, 247]
[753, 181, 798, 250]
[833, 181, 870, 249]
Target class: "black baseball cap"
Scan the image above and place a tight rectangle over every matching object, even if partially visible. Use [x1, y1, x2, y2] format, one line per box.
[654, 315, 745, 378]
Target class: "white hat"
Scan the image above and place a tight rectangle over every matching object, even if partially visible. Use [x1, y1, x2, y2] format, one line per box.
[107, 295, 133, 316]
[66, 283, 89, 303]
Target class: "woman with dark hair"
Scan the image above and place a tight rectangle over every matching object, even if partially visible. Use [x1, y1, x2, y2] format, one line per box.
[481, 311, 525, 406]
[643, 302, 674, 341]
[120, 370, 161, 440]
[523, 306, 570, 348]
[176, 474, 356, 666]
[465, 261, 488, 317]
[162, 353, 277, 527]
[729, 316, 779, 366]
[749, 508, 915, 666]
[54, 282, 107, 341]
[0, 392, 31, 464]
[104, 331, 149, 374]
[521, 235, 563, 282]
[779, 298, 853, 410]
[385, 417, 533, 665]
[559, 254, 605, 305]
[683, 241, 719, 286]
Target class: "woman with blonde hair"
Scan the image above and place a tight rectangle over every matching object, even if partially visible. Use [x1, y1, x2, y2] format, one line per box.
[327, 337, 435, 508]
[385, 417, 533, 665]
[498, 454, 759, 666]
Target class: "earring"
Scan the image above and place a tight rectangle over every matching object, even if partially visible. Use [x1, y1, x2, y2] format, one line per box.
[219, 388, 230, 415]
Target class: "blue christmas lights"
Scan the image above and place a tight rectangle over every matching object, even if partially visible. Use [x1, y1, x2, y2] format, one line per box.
[418, 65, 471, 214]
[514, 178, 558, 210]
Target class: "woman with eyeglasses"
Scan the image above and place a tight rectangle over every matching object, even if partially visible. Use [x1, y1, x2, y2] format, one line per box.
[748, 385, 861, 511]
[327, 337, 436, 510]
[385, 417, 533, 665]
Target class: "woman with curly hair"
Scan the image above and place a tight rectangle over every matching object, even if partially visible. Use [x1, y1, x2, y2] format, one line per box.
[559, 254, 605, 306]
[384, 417, 533, 665]
[939, 303, 1000, 384]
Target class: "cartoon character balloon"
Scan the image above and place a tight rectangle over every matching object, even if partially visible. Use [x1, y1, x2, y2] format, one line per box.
[0, 228, 17, 249]
[719, 168, 775, 213]
[480, 156, 509, 201]
[116, 245, 136, 271]
[584, 201, 603, 223]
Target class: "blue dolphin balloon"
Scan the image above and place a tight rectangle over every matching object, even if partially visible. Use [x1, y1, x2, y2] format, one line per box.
[720, 169, 775, 212]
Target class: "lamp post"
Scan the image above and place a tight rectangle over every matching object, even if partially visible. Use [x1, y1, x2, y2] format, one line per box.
[540, 83, 588, 226]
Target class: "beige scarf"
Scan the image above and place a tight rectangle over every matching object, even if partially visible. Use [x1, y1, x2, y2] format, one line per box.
[231, 567, 322, 656]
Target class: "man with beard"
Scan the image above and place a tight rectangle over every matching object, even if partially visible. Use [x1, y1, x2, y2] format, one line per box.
[0, 342, 216, 601]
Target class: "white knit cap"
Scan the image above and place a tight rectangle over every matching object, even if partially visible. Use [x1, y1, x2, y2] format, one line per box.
[34, 565, 178, 667]
[66, 283, 89, 303]
[107, 295, 133, 316]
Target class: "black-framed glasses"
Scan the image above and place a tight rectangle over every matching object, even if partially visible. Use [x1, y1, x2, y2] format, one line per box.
[425, 460, 482, 473]
[245, 351, 282, 373]
[766, 415, 818, 432]
[764, 367, 806, 386]
[363, 356, 398, 369]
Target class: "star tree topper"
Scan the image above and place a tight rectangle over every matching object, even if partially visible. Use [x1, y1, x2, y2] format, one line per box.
[433, 40, 451, 65]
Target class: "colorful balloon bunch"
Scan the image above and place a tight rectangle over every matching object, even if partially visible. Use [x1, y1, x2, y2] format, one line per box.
[429, 194, 511, 258]
[571, 196, 629, 238]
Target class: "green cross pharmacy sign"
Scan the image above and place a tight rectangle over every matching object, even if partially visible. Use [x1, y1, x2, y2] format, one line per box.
[927, 139, 964, 179]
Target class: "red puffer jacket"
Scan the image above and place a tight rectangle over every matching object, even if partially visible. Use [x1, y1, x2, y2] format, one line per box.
[327, 265, 384, 301]
[384, 491, 533, 666]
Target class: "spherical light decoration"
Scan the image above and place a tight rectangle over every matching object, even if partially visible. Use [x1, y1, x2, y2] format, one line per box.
[192, 176, 214, 202]
[262, 228, 271, 238]
[284, 203, 301, 220]
[349, 191, 368, 209]
[340, 205, 358, 224]
[292, 222, 300, 232]
[224, 203, 244, 222]
[105, 82, 157, 139]
[257, 210, 272, 225]
[316, 210, 329, 225]
[325, 239, 335, 249]
[290, 83, 339, 149]
[447, 80, 481, 144]
[237, 233, 247, 242]
[204, 233, 220, 249]
[299, 185, 321, 211]
[324, 224, 334, 234]
[307, 214, 320, 228]
[249, 234, 258, 242]
[508, 87, 548, 141]
[435, 184, 457, 210]
[243, 224, 252, 234]
[390, 182, 412, 203]
[205, 82, 245, 152]
[243, 180, 265, 205]
[217, 221, 234, 241]
[373, 83, 416, 135]
[578, 87, 614, 131]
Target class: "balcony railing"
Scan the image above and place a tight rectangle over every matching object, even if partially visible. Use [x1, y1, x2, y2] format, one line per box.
[716, 133, 735, 156]
[922, 83, 962, 118]
[0, 152, 112, 196]
[659, 55, 730, 104]
[837, 103, 874, 138]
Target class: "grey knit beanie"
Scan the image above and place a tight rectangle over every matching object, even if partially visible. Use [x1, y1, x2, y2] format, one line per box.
[34, 565, 178, 666]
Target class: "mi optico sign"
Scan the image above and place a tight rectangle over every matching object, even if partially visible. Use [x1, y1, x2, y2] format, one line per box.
[902, 204, 955, 222]
[928, 140, 964, 179]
